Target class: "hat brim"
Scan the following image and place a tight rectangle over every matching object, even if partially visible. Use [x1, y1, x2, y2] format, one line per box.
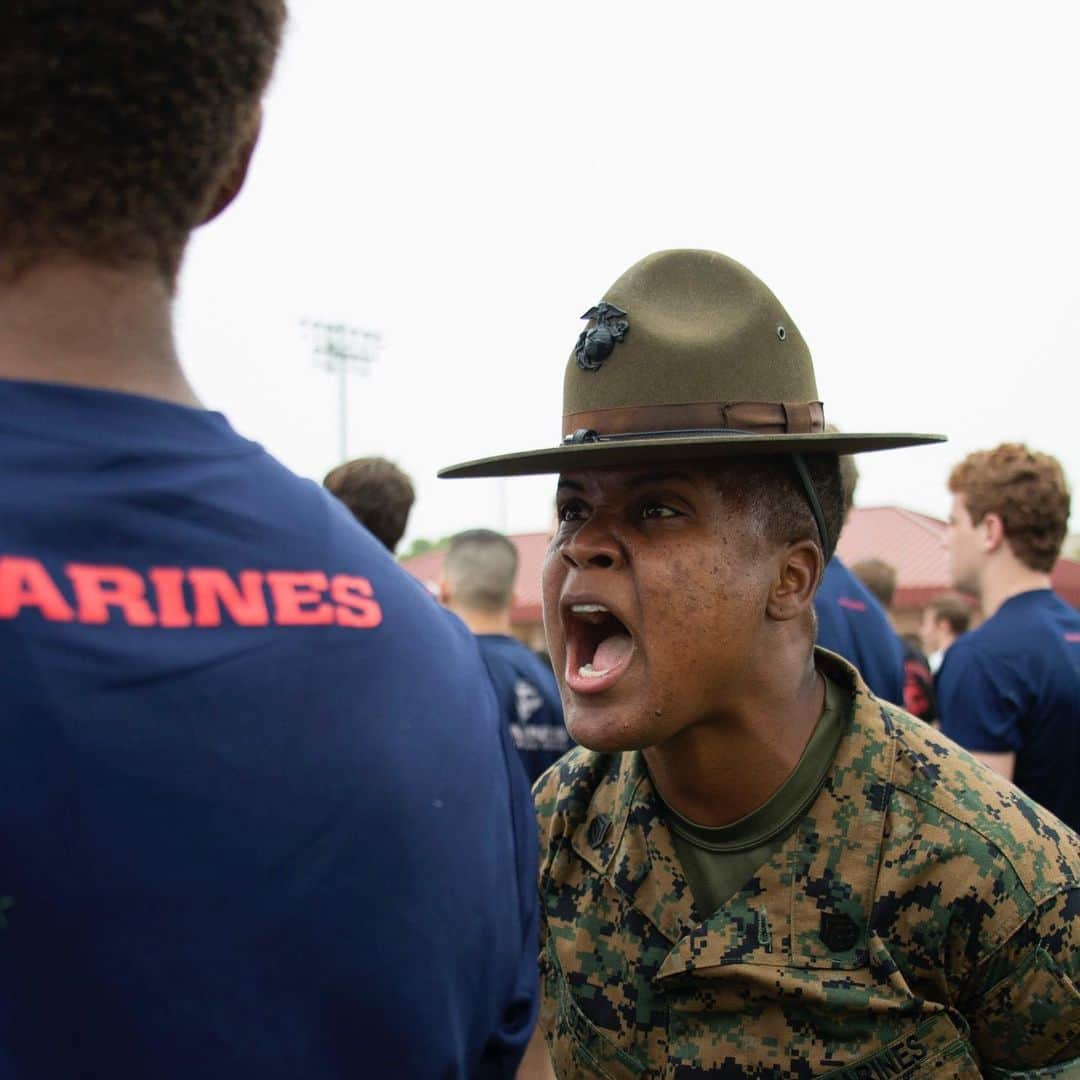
[438, 432, 945, 479]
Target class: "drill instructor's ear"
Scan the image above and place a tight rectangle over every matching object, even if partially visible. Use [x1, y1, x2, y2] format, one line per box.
[766, 540, 823, 622]
[198, 108, 263, 227]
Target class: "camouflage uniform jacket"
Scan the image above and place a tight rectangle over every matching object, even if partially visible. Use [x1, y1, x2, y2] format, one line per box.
[534, 651, 1080, 1078]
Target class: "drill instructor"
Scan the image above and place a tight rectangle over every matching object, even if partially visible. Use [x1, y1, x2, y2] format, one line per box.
[443, 249, 1080, 1077]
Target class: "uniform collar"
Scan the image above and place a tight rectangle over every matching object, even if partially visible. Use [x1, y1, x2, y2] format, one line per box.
[570, 650, 899, 968]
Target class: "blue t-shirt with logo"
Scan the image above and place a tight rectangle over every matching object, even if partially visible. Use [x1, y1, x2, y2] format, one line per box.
[937, 589, 1080, 833]
[0, 378, 538, 1078]
[814, 557, 905, 706]
[475, 634, 571, 784]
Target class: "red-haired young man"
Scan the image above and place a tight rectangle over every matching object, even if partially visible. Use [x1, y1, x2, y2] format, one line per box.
[940, 443, 1080, 831]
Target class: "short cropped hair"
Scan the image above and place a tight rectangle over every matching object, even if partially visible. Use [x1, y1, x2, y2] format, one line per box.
[323, 457, 415, 554]
[443, 530, 518, 614]
[851, 558, 897, 609]
[713, 454, 846, 570]
[926, 594, 971, 636]
[2, 1, 286, 280]
[948, 443, 1071, 573]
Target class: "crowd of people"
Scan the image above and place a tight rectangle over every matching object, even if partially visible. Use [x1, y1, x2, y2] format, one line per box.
[327, 441, 1080, 847]
[2, 4, 1079, 1078]
[802, 441, 1080, 836]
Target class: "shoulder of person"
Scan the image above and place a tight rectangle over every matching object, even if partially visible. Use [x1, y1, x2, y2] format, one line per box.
[477, 633, 529, 666]
[951, 601, 1042, 658]
[935, 624, 1004, 688]
[533, 748, 622, 862]
[879, 698, 1080, 907]
[477, 636, 547, 694]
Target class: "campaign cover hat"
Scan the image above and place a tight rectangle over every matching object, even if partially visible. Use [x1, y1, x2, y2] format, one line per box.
[439, 249, 943, 479]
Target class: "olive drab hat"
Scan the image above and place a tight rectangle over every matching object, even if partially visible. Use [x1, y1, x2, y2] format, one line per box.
[440, 247, 943, 478]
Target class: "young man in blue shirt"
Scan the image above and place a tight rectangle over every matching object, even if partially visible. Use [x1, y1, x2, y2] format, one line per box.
[441, 530, 571, 784]
[0, 5, 536, 1076]
[815, 557, 905, 704]
[939, 442, 1080, 832]
[813, 448, 905, 704]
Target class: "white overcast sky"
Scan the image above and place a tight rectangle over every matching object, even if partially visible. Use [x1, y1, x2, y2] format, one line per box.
[176, 1, 1080, 548]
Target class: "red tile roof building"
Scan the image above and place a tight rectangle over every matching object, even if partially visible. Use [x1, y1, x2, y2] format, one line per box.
[836, 507, 1080, 612]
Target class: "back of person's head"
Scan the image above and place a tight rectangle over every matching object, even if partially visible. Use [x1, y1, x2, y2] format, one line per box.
[927, 594, 971, 637]
[823, 425, 859, 522]
[837, 454, 859, 521]
[948, 443, 1070, 573]
[850, 557, 897, 609]
[443, 529, 518, 614]
[323, 457, 415, 554]
[2, 1, 286, 283]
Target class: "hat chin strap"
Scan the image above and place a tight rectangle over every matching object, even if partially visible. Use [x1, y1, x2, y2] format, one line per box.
[790, 453, 831, 555]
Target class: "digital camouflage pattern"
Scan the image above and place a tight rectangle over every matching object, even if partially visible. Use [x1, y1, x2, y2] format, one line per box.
[534, 650, 1080, 1078]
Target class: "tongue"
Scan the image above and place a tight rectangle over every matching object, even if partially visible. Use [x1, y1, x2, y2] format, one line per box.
[593, 633, 633, 672]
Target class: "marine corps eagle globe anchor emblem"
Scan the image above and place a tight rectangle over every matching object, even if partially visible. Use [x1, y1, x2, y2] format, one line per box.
[574, 302, 629, 371]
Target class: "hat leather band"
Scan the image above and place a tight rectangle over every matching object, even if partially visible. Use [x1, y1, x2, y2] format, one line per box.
[561, 400, 824, 440]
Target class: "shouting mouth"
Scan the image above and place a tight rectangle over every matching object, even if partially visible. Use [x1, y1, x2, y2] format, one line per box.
[563, 601, 635, 694]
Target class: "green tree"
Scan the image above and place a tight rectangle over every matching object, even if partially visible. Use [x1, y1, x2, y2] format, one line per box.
[400, 535, 452, 560]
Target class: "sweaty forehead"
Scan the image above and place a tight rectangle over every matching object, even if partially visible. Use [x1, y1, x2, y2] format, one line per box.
[554, 459, 768, 501]
[556, 465, 715, 495]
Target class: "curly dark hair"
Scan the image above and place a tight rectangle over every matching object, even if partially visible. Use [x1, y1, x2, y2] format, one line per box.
[949, 443, 1070, 573]
[324, 457, 416, 554]
[1, 1, 286, 281]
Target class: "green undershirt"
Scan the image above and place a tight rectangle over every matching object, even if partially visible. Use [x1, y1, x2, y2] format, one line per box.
[656, 673, 851, 918]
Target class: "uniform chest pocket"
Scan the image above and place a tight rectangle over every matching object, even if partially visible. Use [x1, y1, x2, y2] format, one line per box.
[659, 959, 984, 1078]
[540, 937, 648, 1080]
[822, 1011, 982, 1079]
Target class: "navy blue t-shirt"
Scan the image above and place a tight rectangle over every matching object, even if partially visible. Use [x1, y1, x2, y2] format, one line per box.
[938, 589, 1080, 832]
[475, 635, 571, 784]
[814, 558, 905, 705]
[0, 379, 538, 1079]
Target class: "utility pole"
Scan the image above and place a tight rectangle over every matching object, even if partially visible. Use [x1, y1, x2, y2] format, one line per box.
[302, 320, 382, 463]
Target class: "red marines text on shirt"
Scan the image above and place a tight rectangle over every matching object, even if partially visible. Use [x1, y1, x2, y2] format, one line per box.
[0, 556, 383, 629]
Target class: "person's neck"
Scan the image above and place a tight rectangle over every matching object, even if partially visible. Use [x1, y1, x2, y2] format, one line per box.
[644, 638, 825, 827]
[0, 256, 200, 407]
[452, 606, 514, 637]
[976, 558, 1052, 620]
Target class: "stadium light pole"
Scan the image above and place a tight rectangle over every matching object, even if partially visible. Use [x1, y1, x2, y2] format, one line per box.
[302, 320, 382, 463]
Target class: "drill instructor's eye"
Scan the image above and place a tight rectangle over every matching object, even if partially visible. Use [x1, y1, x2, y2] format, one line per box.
[640, 502, 678, 520]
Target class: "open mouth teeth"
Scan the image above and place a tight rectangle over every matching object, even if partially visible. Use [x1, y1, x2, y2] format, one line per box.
[566, 604, 633, 679]
[570, 603, 610, 622]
